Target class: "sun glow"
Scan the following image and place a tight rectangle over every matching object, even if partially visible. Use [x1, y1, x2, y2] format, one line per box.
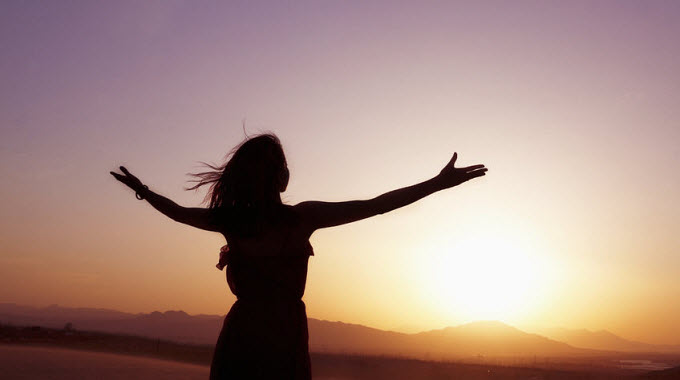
[420, 230, 551, 324]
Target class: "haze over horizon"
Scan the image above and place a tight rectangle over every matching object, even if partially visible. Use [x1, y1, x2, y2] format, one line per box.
[7, 302, 680, 359]
[1, 1, 679, 345]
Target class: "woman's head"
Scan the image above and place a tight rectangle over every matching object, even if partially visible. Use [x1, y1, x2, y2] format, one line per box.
[188, 133, 289, 210]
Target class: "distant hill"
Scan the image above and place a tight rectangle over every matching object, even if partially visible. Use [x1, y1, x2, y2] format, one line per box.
[0, 303, 222, 345]
[537, 327, 680, 354]
[0, 303, 615, 360]
[306, 319, 586, 359]
[412, 321, 583, 358]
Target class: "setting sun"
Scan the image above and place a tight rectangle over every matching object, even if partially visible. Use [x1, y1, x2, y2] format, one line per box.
[420, 231, 551, 323]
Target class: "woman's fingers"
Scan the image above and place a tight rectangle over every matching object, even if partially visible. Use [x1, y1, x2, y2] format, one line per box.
[466, 168, 487, 179]
[460, 164, 485, 172]
[118, 166, 141, 183]
[110, 170, 137, 189]
[110, 171, 129, 185]
[119, 166, 135, 178]
[110, 171, 128, 182]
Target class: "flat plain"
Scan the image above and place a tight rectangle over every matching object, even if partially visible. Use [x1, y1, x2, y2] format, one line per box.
[0, 345, 209, 380]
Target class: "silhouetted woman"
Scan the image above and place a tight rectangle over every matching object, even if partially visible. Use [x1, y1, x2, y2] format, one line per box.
[110, 133, 487, 379]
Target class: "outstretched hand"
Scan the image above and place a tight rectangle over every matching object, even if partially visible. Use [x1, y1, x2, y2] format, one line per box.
[435, 153, 487, 189]
[110, 166, 146, 193]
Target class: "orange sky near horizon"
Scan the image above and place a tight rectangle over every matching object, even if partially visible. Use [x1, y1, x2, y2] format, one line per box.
[1, 1, 679, 345]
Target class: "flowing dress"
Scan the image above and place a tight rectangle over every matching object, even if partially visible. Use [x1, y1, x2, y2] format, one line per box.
[209, 219, 314, 380]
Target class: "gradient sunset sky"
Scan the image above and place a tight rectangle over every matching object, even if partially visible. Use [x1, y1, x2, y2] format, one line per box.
[1, 1, 679, 344]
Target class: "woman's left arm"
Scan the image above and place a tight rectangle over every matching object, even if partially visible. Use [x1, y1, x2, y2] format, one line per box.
[110, 166, 219, 232]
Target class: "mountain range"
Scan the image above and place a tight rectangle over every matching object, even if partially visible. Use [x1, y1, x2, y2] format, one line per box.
[2, 303, 679, 360]
[536, 327, 680, 354]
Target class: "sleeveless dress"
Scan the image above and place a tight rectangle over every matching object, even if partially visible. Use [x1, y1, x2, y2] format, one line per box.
[209, 226, 314, 380]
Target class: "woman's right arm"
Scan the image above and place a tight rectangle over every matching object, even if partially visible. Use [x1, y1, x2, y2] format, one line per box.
[295, 153, 487, 231]
[110, 166, 220, 232]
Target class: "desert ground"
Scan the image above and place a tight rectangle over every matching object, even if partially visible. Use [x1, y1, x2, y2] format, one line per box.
[0, 345, 208, 380]
[0, 344, 649, 380]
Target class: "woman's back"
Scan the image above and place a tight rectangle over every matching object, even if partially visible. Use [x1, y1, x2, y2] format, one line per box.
[218, 205, 313, 300]
[211, 205, 314, 380]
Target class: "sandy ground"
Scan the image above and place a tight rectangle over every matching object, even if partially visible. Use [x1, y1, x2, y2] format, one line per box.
[0, 345, 209, 380]
[0, 345, 351, 380]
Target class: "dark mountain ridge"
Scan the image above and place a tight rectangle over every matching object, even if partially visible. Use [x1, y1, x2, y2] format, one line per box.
[3, 303, 678, 360]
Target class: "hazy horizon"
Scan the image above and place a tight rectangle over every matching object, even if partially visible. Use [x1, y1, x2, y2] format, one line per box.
[2, 300, 673, 342]
[6, 301, 680, 361]
[2, 1, 679, 345]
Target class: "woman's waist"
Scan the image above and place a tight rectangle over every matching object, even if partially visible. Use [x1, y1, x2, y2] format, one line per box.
[228, 275, 307, 300]
[235, 292, 305, 304]
[230, 297, 307, 319]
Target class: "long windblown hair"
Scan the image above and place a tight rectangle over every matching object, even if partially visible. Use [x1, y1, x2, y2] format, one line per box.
[187, 133, 289, 233]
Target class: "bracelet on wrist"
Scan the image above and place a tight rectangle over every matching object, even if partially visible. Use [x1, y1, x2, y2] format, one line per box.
[135, 185, 149, 200]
